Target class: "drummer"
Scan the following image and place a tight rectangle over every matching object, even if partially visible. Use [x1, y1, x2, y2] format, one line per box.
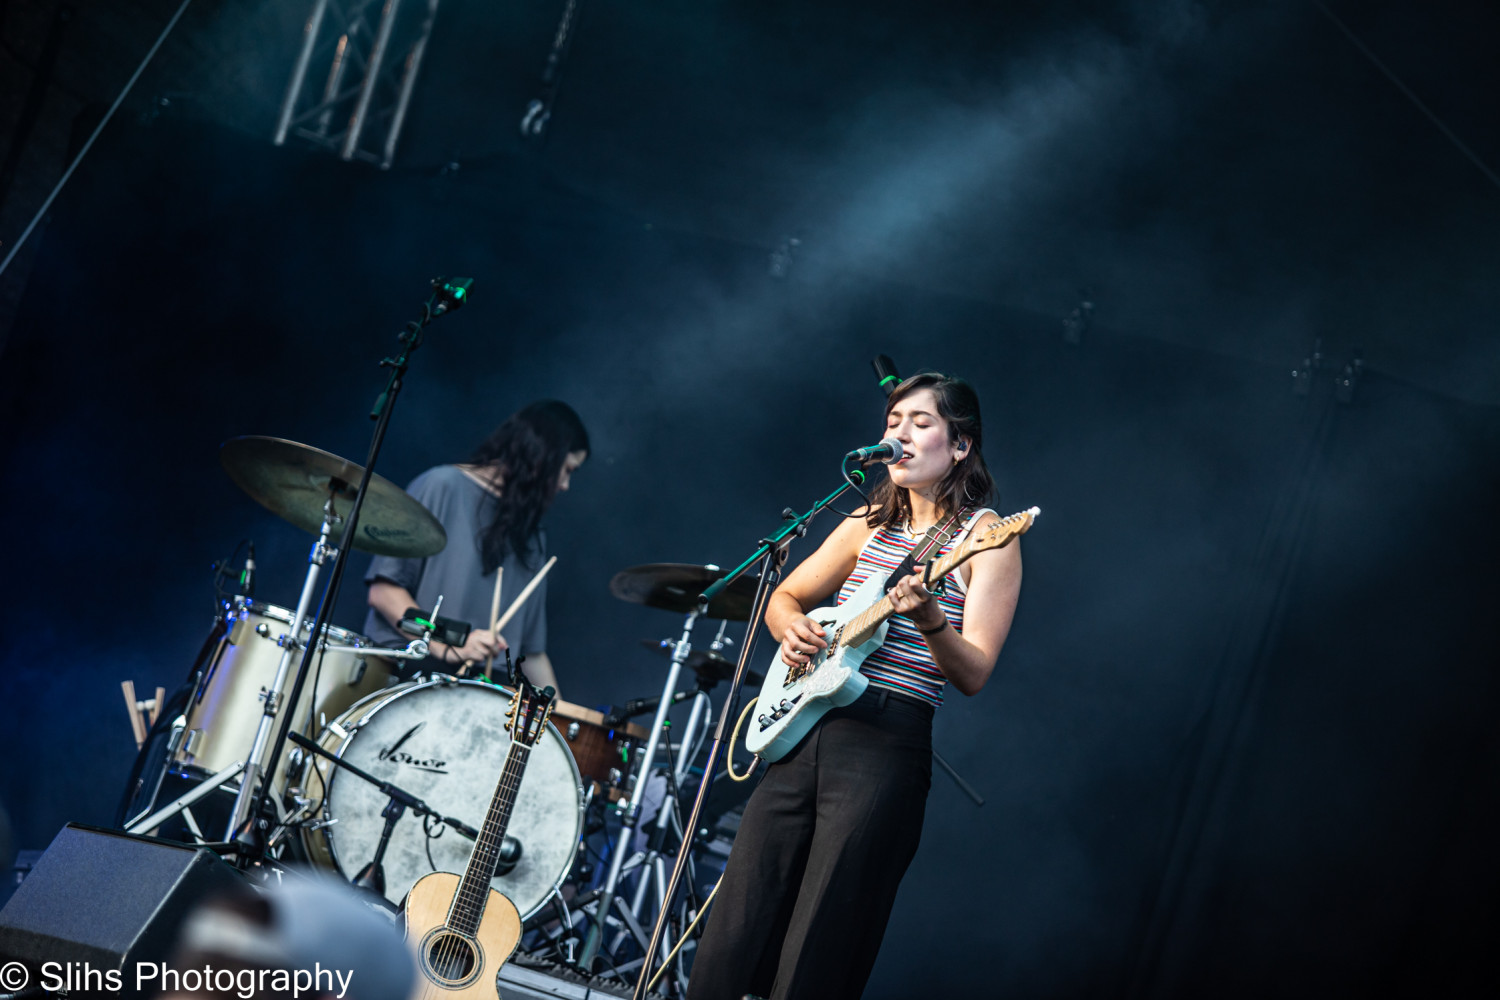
[364, 400, 589, 694]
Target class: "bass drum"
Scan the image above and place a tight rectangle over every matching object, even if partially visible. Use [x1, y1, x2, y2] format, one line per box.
[300, 678, 583, 919]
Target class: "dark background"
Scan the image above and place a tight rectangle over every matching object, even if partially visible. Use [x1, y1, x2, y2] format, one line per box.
[1, 1, 1496, 997]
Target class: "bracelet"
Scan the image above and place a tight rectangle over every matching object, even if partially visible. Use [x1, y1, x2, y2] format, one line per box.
[915, 618, 949, 636]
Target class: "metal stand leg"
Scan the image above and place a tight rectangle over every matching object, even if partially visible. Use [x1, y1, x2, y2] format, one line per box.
[222, 508, 337, 843]
[579, 609, 699, 968]
[619, 692, 711, 956]
[125, 760, 246, 837]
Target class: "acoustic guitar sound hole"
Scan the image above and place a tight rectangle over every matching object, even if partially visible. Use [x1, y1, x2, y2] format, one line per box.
[424, 933, 478, 982]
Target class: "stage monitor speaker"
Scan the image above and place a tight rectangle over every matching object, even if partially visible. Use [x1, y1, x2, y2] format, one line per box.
[0, 823, 245, 996]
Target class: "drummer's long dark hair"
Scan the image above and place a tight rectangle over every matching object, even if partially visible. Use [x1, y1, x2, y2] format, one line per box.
[470, 400, 589, 573]
[865, 372, 995, 531]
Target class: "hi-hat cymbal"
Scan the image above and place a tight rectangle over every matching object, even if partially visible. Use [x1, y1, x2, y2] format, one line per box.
[221, 436, 447, 558]
[639, 639, 765, 688]
[608, 563, 761, 621]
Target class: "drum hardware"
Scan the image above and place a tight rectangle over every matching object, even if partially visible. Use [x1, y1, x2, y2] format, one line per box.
[125, 759, 248, 839]
[637, 640, 764, 689]
[218, 494, 344, 848]
[574, 586, 756, 976]
[578, 617, 738, 982]
[613, 665, 721, 984]
[579, 604, 716, 971]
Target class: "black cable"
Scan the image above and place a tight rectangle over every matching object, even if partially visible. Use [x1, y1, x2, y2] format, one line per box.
[423, 812, 445, 873]
[829, 459, 875, 518]
[303, 626, 332, 738]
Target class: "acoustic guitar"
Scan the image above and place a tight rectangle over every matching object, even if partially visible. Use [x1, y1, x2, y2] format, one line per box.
[403, 676, 556, 997]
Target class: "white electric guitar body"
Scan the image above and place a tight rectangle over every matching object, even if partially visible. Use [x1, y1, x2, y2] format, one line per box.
[744, 507, 1039, 762]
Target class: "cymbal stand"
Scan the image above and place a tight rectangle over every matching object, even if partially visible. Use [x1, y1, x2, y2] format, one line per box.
[614, 687, 714, 984]
[578, 607, 700, 969]
[220, 499, 339, 844]
[617, 623, 726, 967]
[630, 472, 866, 1000]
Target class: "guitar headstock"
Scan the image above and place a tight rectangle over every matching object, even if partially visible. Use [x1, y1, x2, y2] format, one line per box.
[504, 673, 557, 748]
[961, 506, 1040, 556]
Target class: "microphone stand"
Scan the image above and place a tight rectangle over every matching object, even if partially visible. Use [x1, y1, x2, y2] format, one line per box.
[629, 469, 867, 1000]
[285, 732, 496, 898]
[226, 278, 471, 861]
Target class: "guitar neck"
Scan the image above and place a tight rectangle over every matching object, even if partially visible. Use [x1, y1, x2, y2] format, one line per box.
[841, 542, 976, 644]
[449, 741, 530, 936]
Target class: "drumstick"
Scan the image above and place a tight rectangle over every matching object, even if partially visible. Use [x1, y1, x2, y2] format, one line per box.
[122, 680, 147, 748]
[496, 555, 556, 633]
[483, 567, 504, 679]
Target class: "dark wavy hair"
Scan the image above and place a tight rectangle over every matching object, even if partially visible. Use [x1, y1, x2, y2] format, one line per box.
[470, 400, 589, 573]
[865, 372, 995, 532]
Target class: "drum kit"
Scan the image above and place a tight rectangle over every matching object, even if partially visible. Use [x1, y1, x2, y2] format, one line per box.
[120, 434, 761, 989]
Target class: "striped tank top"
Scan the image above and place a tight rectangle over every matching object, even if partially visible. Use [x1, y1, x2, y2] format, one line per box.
[836, 508, 995, 708]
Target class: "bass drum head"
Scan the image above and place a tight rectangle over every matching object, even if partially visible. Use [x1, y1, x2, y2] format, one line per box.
[306, 679, 582, 918]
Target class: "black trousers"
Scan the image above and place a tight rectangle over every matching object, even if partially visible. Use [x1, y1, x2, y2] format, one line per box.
[687, 687, 934, 1000]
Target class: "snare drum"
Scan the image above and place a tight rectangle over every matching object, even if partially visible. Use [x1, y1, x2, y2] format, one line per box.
[171, 599, 391, 788]
[299, 678, 584, 918]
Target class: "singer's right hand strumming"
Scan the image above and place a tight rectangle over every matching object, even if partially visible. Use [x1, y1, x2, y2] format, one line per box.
[763, 514, 871, 666]
[779, 616, 828, 667]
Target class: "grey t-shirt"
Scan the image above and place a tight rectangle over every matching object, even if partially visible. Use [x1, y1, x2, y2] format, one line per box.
[363, 465, 547, 662]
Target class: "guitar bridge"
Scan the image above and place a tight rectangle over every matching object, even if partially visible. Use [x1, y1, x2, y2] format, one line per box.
[756, 693, 803, 731]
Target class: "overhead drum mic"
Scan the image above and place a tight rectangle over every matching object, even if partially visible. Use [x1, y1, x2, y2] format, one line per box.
[871, 355, 902, 397]
[845, 437, 904, 466]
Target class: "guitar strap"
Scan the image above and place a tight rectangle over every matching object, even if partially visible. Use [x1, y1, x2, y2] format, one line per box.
[882, 506, 970, 595]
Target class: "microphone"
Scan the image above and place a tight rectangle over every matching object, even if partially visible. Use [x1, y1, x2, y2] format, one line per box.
[845, 438, 904, 466]
[240, 543, 256, 599]
[491, 835, 523, 877]
[871, 355, 902, 396]
[431, 277, 473, 316]
[609, 691, 692, 726]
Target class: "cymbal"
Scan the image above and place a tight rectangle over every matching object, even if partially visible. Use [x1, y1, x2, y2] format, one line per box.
[221, 436, 447, 558]
[640, 639, 765, 688]
[608, 563, 761, 621]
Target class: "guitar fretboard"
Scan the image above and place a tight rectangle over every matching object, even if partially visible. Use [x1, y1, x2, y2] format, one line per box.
[840, 537, 973, 644]
[838, 512, 1033, 646]
[448, 741, 531, 937]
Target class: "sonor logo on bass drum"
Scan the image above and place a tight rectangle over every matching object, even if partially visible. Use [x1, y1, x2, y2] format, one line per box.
[377, 722, 449, 773]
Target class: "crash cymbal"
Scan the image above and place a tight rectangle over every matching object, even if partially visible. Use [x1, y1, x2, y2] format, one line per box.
[608, 563, 761, 621]
[220, 436, 447, 558]
[639, 639, 765, 688]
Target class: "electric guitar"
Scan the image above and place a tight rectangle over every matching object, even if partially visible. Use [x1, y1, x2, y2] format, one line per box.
[403, 677, 556, 998]
[744, 507, 1038, 762]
